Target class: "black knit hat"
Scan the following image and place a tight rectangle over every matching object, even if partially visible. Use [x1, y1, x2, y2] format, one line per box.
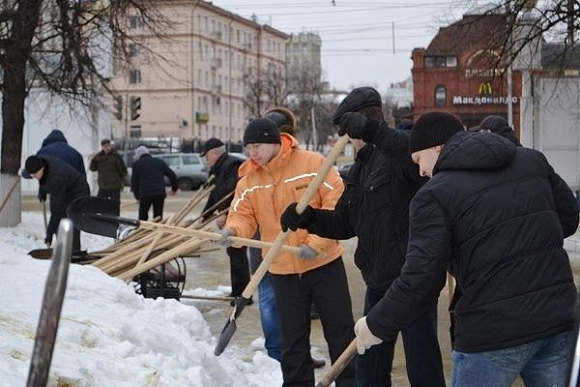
[479, 115, 511, 134]
[409, 112, 464, 153]
[101, 138, 111, 145]
[201, 138, 224, 156]
[25, 155, 45, 174]
[332, 87, 382, 124]
[243, 118, 281, 145]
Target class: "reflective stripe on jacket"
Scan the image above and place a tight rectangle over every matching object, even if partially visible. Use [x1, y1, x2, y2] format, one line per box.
[226, 133, 344, 275]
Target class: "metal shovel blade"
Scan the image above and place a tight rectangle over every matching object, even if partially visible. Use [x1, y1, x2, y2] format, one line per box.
[67, 197, 136, 238]
[214, 297, 249, 356]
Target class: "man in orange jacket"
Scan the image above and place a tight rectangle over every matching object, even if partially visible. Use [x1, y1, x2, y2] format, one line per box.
[221, 118, 356, 387]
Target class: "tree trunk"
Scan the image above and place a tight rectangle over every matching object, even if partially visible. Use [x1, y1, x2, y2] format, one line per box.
[0, 174, 21, 226]
[0, 0, 43, 226]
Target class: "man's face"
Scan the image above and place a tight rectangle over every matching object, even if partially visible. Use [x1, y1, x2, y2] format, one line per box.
[350, 138, 366, 151]
[245, 143, 280, 166]
[411, 146, 442, 178]
[205, 148, 222, 167]
[32, 167, 44, 180]
[102, 143, 112, 154]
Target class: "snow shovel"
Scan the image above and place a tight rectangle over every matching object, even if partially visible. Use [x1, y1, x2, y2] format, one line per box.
[42, 201, 50, 248]
[66, 196, 305, 255]
[315, 339, 357, 387]
[26, 219, 72, 387]
[214, 134, 350, 356]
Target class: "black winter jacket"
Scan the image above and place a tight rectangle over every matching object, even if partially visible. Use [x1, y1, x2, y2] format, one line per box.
[38, 130, 86, 176]
[38, 155, 90, 238]
[202, 153, 243, 217]
[308, 125, 426, 292]
[367, 132, 579, 353]
[131, 154, 178, 199]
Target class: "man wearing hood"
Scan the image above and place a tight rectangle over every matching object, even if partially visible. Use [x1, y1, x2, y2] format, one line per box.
[34, 129, 86, 204]
[221, 118, 356, 386]
[353, 112, 578, 385]
[89, 139, 128, 214]
[131, 146, 178, 220]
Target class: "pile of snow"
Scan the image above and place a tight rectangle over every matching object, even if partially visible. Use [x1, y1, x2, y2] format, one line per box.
[0, 213, 282, 386]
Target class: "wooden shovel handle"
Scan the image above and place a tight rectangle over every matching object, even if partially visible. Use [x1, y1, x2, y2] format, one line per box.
[316, 339, 357, 387]
[242, 135, 350, 300]
[138, 221, 303, 255]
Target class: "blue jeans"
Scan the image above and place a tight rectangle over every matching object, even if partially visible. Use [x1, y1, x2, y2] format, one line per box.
[452, 330, 574, 387]
[258, 271, 282, 361]
[356, 286, 445, 387]
[250, 239, 281, 361]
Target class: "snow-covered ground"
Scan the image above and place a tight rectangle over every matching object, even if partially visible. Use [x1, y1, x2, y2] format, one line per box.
[0, 213, 283, 386]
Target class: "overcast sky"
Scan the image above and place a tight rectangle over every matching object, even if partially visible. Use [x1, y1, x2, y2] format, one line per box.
[212, 0, 482, 94]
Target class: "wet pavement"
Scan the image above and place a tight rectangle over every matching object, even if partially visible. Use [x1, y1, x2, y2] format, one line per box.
[23, 190, 580, 386]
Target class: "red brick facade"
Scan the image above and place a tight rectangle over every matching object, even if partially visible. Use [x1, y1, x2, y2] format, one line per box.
[412, 14, 521, 134]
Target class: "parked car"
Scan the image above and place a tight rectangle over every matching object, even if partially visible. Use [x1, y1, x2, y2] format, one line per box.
[153, 153, 209, 191]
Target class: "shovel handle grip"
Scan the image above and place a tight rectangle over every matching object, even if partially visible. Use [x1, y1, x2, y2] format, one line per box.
[316, 339, 357, 387]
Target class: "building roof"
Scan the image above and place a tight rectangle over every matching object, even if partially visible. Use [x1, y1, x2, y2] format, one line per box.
[426, 14, 509, 56]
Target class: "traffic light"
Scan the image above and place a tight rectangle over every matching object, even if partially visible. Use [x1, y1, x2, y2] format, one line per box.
[130, 96, 141, 121]
[113, 95, 123, 121]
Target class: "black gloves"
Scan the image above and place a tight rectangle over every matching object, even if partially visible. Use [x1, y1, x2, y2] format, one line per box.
[280, 202, 315, 232]
[38, 189, 47, 202]
[338, 112, 368, 139]
[44, 235, 52, 246]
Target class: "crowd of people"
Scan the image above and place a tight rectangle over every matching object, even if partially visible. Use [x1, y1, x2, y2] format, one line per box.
[21, 85, 580, 387]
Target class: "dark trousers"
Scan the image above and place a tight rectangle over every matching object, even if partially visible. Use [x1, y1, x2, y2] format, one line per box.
[138, 195, 165, 220]
[227, 246, 250, 296]
[97, 188, 121, 215]
[356, 287, 445, 387]
[272, 257, 356, 387]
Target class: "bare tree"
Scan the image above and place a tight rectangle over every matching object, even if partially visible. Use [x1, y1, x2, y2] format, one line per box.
[0, 0, 166, 226]
[242, 65, 290, 117]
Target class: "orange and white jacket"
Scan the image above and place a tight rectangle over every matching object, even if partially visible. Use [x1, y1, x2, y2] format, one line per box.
[226, 133, 344, 275]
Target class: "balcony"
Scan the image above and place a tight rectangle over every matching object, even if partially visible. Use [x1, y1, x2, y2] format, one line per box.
[211, 84, 222, 94]
[210, 57, 222, 70]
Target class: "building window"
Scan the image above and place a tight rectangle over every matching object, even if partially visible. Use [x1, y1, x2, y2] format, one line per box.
[128, 16, 140, 29]
[129, 69, 141, 84]
[446, 56, 458, 67]
[128, 43, 139, 57]
[129, 125, 142, 138]
[434, 85, 447, 106]
[425, 55, 457, 68]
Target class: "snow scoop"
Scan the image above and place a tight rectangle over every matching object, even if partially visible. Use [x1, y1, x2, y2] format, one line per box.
[66, 196, 304, 255]
[28, 248, 97, 264]
[315, 339, 357, 387]
[26, 219, 72, 387]
[214, 134, 350, 356]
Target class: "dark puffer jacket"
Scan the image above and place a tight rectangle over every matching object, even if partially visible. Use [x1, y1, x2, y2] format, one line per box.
[201, 153, 243, 216]
[367, 132, 578, 353]
[38, 155, 90, 238]
[131, 154, 178, 199]
[308, 133, 426, 292]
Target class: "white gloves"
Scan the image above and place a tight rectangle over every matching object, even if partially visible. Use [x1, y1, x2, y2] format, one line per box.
[354, 316, 382, 355]
[218, 228, 235, 247]
[298, 244, 317, 260]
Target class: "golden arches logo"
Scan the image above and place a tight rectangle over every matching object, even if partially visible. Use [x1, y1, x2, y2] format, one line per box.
[479, 82, 493, 96]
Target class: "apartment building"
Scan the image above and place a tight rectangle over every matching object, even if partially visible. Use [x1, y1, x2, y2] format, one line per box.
[110, 0, 289, 143]
[286, 32, 322, 80]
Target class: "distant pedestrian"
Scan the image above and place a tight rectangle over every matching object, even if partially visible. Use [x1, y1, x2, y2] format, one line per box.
[131, 146, 178, 220]
[469, 115, 522, 146]
[200, 138, 250, 303]
[24, 155, 90, 251]
[89, 139, 128, 214]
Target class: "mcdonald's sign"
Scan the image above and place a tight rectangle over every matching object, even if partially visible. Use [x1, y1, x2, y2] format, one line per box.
[479, 82, 493, 96]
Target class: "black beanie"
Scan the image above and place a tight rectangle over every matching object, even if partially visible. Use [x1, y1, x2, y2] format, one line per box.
[243, 118, 281, 145]
[409, 112, 464, 153]
[25, 155, 45, 174]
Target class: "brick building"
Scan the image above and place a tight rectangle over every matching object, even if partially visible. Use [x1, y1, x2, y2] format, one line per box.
[412, 13, 522, 133]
